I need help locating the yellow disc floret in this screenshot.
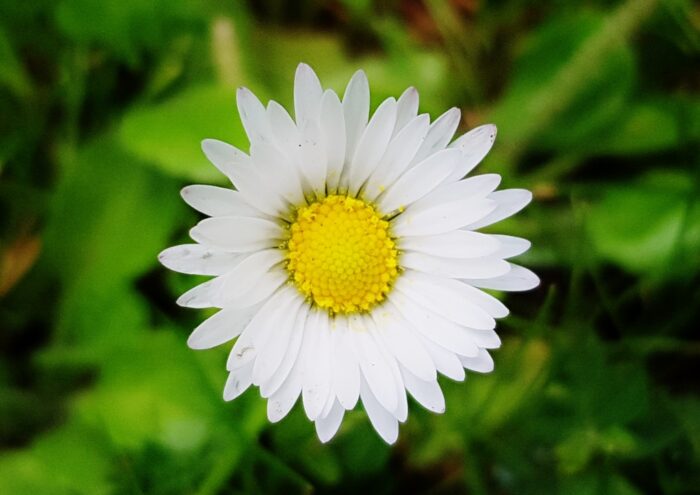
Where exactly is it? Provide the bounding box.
[285,195,399,314]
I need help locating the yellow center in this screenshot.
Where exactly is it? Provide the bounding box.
[285,195,399,314]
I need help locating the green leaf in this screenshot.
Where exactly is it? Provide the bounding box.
[73,331,218,450]
[587,99,681,155]
[492,12,636,153]
[556,429,598,474]
[55,0,204,65]
[42,138,184,345]
[118,84,246,182]
[0,28,31,97]
[586,171,700,276]
[0,418,112,495]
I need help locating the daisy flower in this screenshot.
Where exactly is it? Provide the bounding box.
[158,63,539,444]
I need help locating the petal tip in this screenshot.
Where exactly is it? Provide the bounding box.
[180,185,194,199]
[200,138,215,152]
[296,61,313,74]
[186,334,203,350]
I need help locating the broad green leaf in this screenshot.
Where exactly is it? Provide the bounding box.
[588,99,681,155]
[0,418,112,495]
[42,138,184,345]
[44,139,183,286]
[586,171,700,275]
[492,12,636,153]
[556,429,598,474]
[55,0,204,65]
[118,84,246,182]
[0,28,30,97]
[73,331,218,450]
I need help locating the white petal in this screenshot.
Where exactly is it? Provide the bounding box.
[491,235,531,259]
[416,333,465,381]
[237,87,271,146]
[176,278,221,308]
[250,142,304,206]
[400,366,445,413]
[267,100,300,155]
[401,252,511,279]
[231,167,287,218]
[294,63,323,126]
[466,263,540,292]
[187,303,261,350]
[467,189,532,230]
[200,138,248,182]
[260,304,309,397]
[180,185,261,218]
[223,361,254,401]
[227,333,257,371]
[315,399,345,443]
[399,231,499,259]
[446,124,497,182]
[226,288,290,370]
[267,364,302,423]
[297,118,327,196]
[360,376,398,444]
[346,97,397,196]
[368,317,408,421]
[377,148,462,214]
[395,271,495,330]
[249,287,297,351]
[463,327,501,349]
[342,70,370,169]
[217,249,283,299]
[453,281,509,318]
[390,289,480,357]
[394,87,419,133]
[349,315,398,414]
[252,293,303,386]
[331,317,361,409]
[459,348,494,373]
[201,141,285,216]
[319,90,346,194]
[410,107,460,166]
[363,114,430,201]
[218,268,287,310]
[158,244,242,276]
[266,306,317,422]
[392,198,497,237]
[302,311,333,421]
[408,174,501,213]
[371,303,436,382]
[319,389,336,419]
[190,216,284,252]
[178,265,285,311]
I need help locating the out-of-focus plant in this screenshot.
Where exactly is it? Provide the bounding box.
[1,0,698,493]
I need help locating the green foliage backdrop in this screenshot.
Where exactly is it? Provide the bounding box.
[0,0,698,493]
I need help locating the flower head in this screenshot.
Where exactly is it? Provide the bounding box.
[158,63,539,444]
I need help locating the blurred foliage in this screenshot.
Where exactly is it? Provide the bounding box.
[1,0,699,494]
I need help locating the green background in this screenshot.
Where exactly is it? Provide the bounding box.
[1,0,699,493]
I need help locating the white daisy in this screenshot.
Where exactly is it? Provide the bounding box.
[158,63,539,444]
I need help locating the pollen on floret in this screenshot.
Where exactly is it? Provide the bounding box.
[285,195,400,314]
